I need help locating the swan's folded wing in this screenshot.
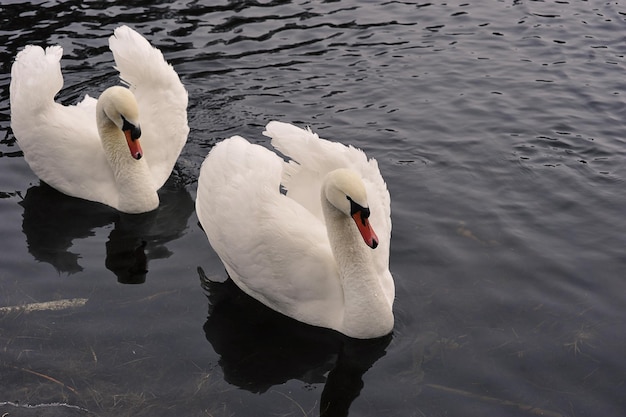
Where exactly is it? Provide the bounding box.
[109,25,189,189]
[263,121,392,288]
[196,136,343,326]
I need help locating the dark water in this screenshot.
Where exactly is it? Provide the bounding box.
[1,1,626,416]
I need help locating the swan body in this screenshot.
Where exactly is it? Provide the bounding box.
[196,121,394,339]
[10,26,189,214]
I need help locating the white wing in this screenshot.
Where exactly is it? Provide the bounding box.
[109,25,189,189]
[196,137,344,328]
[10,45,119,208]
[263,121,393,303]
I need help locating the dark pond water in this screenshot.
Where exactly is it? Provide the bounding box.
[1,1,626,416]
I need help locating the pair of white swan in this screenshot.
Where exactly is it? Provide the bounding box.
[10,27,394,339]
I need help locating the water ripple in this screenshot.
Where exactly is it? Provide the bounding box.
[1,1,626,416]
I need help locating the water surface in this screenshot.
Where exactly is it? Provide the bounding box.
[1,1,625,416]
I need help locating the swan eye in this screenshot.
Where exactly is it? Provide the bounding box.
[347,196,371,222]
[121,115,141,140]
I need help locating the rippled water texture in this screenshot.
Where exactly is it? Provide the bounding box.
[1,1,625,416]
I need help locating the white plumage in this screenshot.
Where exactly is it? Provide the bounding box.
[10,26,188,213]
[196,121,394,339]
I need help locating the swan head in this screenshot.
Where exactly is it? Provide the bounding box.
[97,86,143,160]
[324,168,379,249]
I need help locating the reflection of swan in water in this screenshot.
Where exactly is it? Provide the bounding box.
[19,176,194,283]
[199,270,391,416]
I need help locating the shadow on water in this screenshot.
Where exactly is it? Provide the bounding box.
[199,271,392,417]
[18,178,194,284]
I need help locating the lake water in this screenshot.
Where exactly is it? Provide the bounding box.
[1,1,625,416]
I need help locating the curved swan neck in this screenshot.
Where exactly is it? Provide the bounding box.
[97,110,159,214]
[321,196,393,339]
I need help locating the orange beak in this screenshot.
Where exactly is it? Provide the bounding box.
[124,129,143,160]
[352,210,379,249]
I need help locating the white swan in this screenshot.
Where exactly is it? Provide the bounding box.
[9,26,189,214]
[196,121,394,339]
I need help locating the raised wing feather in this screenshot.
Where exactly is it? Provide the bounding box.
[10,45,119,207]
[109,25,189,189]
[263,121,392,297]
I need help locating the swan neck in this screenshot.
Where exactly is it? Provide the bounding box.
[322,197,393,338]
[97,109,158,213]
